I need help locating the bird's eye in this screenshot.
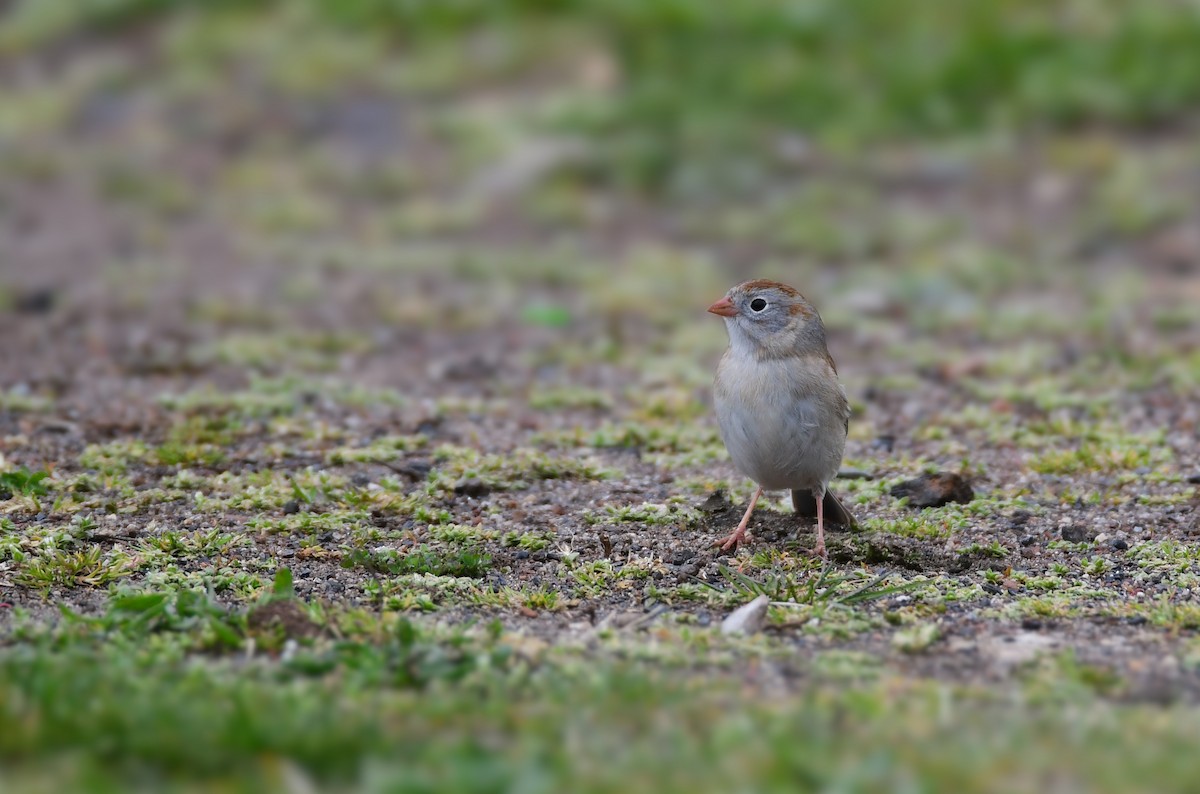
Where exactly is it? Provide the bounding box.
[749,298,768,312]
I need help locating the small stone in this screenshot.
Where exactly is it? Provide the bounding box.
[394,459,432,479]
[1094,532,1110,544]
[1019,535,1037,547]
[697,490,729,513]
[1061,525,1097,543]
[455,478,492,498]
[247,600,319,639]
[720,594,770,635]
[670,549,695,565]
[1186,473,1200,484]
[282,500,301,515]
[1021,618,1043,631]
[890,472,974,508]
[13,287,57,315]
[1112,537,1129,551]
[414,419,441,436]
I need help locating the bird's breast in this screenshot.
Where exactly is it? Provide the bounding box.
[713,352,845,490]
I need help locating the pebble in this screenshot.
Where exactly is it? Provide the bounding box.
[890,472,974,508]
[1009,510,1033,526]
[1062,525,1097,543]
[1112,537,1129,551]
[455,478,492,497]
[395,459,432,479]
[720,595,770,635]
[872,435,896,452]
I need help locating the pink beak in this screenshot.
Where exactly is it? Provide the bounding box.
[707,296,737,317]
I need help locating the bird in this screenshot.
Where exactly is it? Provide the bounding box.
[708,279,857,558]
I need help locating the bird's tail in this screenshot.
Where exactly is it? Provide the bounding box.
[791,488,857,530]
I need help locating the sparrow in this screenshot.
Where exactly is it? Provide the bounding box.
[708,279,857,557]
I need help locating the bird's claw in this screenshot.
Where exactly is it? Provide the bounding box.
[715,532,746,552]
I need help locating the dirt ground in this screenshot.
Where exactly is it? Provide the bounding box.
[2,12,1200,704]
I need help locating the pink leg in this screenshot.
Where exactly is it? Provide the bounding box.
[716,486,762,551]
[814,489,827,559]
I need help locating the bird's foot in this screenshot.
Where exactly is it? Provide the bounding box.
[714,527,748,552]
[714,485,762,553]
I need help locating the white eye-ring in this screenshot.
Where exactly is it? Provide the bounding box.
[749,298,768,312]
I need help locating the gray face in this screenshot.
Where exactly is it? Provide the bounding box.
[728,286,796,344]
[709,279,828,360]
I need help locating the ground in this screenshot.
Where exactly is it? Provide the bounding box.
[1,2,1200,792]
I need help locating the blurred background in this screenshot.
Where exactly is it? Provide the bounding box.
[1,0,1199,432]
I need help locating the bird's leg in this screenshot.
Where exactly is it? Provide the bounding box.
[814,488,828,559]
[716,485,762,551]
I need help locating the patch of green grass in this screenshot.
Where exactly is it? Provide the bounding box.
[138,529,247,560]
[0,466,51,498]
[1029,438,1168,475]
[153,441,227,468]
[16,0,1200,191]
[211,331,374,373]
[961,541,1008,559]
[79,440,152,476]
[502,531,551,551]
[0,387,54,412]
[519,585,561,612]
[861,513,960,541]
[1021,651,1126,701]
[427,522,496,545]
[528,386,613,411]
[892,622,941,654]
[326,435,427,465]
[7,606,1200,792]
[14,544,134,589]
